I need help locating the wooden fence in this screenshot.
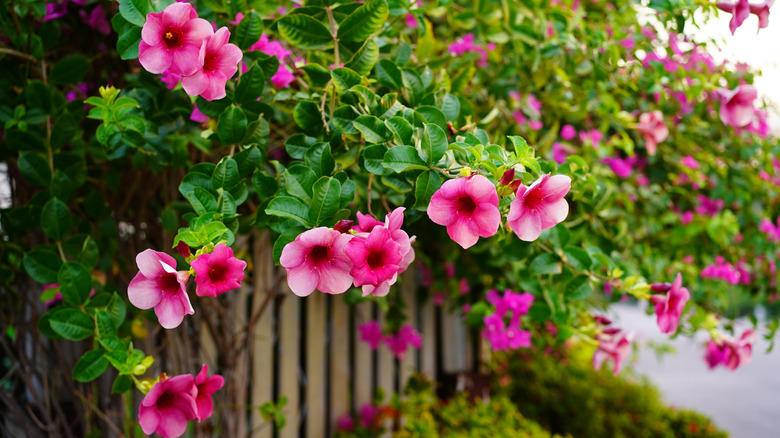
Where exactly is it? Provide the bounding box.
[195,230,484,438]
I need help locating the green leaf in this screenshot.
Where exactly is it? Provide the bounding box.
[40,198,71,241]
[118,0,149,26]
[234,64,265,105]
[413,170,442,211]
[266,197,312,227]
[385,117,413,145]
[361,144,392,176]
[38,308,62,339]
[382,146,427,173]
[24,249,63,284]
[416,106,447,132]
[219,190,237,218]
[308,177,341,225]
[186,187,218,215]
[77,236,99,269]
[353,115,390,143]
[18,152,51,187]
[420,123,447,165]
[49,308,93,341]
[304,143,335,177]
[465,302,490,326]
[293,101,321,131]
[212,156,240,190]
[217,105,248,144]
[337,0,389,42]
[272,226,305,265]
[376,59,403,89]
[277,14,332,49]
[529,253,562,275]
[58,262,92,305]
[73,350,109,382]
[563,247,593,271]
[345,39,379,76]
[284,165,318,203]
[285,134,317,159]
[117,27,142,60]
[331,67,361,93]
[112,375,133,393]
[106,293,127,327]
[235,11,264,49]
[50,54,90,84]
[251,171,278,199]
[401,69,424,106]
[565,275,593,300]
[94,309,117,337]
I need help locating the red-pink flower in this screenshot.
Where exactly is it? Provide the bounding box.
[561,124,577,140]
[384,324,422,360]
[649,273,690,334]
[636,110,668,156]
[358,320,384,349]
[128,249,193,329]
[138,3,213,76]
[190,244,246,297]
[427,175,500,249]
[181,27,243,101]
[717,0,752,34]
[718,84,757,128]
[139,374,198,438]
[346,226,403,288]
[507,174,571,242]
[193,364,224,422]
[356,208,416,297]
[280,227,354,296]
[749,0,775,29]
[704,339,729,369]
[705,330,757,370]
[593,330,634,375]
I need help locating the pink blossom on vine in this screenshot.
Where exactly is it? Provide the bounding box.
[507,174,571,242]
[346,226,403,289]
[593,330,633,375]
[79,5,111,35]
[230,12,244,25]
[716,0,752,34]
[358,208,416,297]
[701,257,743,284]
[528,120,543,130]
[128,249,193,329]
[384,325,422,360]
[427,175,500,249]
[336,415,354,431]
[181,27,242,101]
[551,142,569,164]
[695,195,725,216]
[636,111,668,156]
[447,34,491,66]
[271,64,295,89]
[139,374,198,438]
[679,211,694,225]
[193,364,224,421]
[358,321,384,350]
[560,124,577,140]
[359,403,381,428]
[718,84,757,128]
[482,289,533,351]
[280,227,354,296]
[602,156,635,178]
[190,244,246,297]
[759,218,780,241]
[160,70,182,89]
[579,129,603,148]
[138,3,213,75]
[648,273,690,334]
[750,0,775,29]
[680,155,699,170]
[405,13,418,28]
[704,340,729,369]
[190,103,208,123]
[705,330,757,370]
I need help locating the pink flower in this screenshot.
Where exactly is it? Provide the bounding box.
[337,415,355,431]
[636,111,668,156]
[359,403,380,428]
[551,142,569,164]
[749,0,775,29]
[528,120,543,130]
[680,155,699,170]
[190,244,247,297]
[160,70,182,89]
[80,5,111,35]
[579,129,603,148]
[593,330,634,375]
[427,175,500,249]
[270,63,295,89]
[679,211,694,225]
[280,227,354,296]
[128,249,194,329]
[507,174,571,242]
[193,364,224,421]
[649,273,690,334]
[404,13,418,28]
[181,27,242,101]
[706,331,757,370]
[356,208,416,297]
[704,340,729,369]
[138,3,213,76]
[358,321,384,349]
[482,289,534,351]
[229,12,244,25]
[139,374,198,438]
[190,103,208,123]
[384,324,422,360]
[560,124,577,140]
[602,156,634,178]
[346,226,403,288]
[718,85,757,128]
[717,0,752,34]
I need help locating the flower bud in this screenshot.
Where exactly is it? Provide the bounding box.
[594,315,612,325]
[500,168,515,185]
[508,179,523,193]
[460,167,472,178]
[650,282,672,293]
[602,327,621,335]
[177,241,191,258]
[333,220,354,234]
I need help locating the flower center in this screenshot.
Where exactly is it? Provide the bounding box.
[454,195,477,216]
[162,28,182,49]
[523,191,545,211]
[209,265,227,283]
[157,392,176,409]
[308,245,330,265]
[160,273,181,295]
[204,54,218,73]
[366,250,384,270]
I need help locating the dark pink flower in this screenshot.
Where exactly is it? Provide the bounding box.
[680,155,700,170]
[706,331,757,370]
[636,111,668,156]
[190,103,208,123]
[561,124,577,140]
[280,227,354,296]
[128,249,193,329]
[346,226,403,288]
[648,273,690,334]
[160,70,182,89]
[270,64,295,89]
[593,330,634,375]
[405,13,418,28]
[384,324,422,360]
[193,364,224,421]
[80,5,111,35]
[718,84,757,127]
[358,321,383,349]
[139,374,198,438]
[704,340,729,369]
[190,244,246,297]
[749,0,775,29]
[359,403,380,428]
[427,175,500,249]
[138,3,213,75]
[356,208,416,297]
[717,0,752,34]
[507,174,571,242]
[181,27,243,101]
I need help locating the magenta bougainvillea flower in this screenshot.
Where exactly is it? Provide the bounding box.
[636,110,668,156]
[358,321,384,349]
[648,273,690,334]
[193,364,224,422]
[138,3,213,75]
[427,175,500,249]
[482,289,534,351]
[181,27,242,101]
[190,244,246,297]
[384,324,423,360]
[346,226,403,288]
[280,227,354,296]
[139,374,198,438]
[593,330,634,375]
[128,249,194,329]
[507,174,571,242]
[716,0,752,34]
[718,84,757,127]
[249,34,296,89]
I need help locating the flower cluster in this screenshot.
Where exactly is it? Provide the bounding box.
[481,289,534,351]
[139,365,224,438]
[758,217,780,241]
[281,208,415,297]
[717,84,757,128]
[128,244,246,329]
[447,33,495,67]
[335,402,385,433]
[716,0,774,34]
[139,3,242,101]
[358,321,422,360]
[648,273,690,334]
[248,33,296,89]
[700,256,749,285]
[704,330,756,370]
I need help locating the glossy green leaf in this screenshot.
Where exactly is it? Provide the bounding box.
[353,115,390,143]
[235,11,264,49]
[40,198,71,241]
[304,143,335,177]
[277,14,332,49]
[420,123,448,165]
[212,156,240,190]
[385,117,413,145]
[382,146,427,173]
[265,197,312,227]
[284,165,318,203]
[118,0,149,26]
[58,262,92,305]
[345,39,379,76]
[18,152,51,186]
[413,170,442,211]
[49,308,93,341]
[565,275,593,300]
[217,105,248,144]
[529,253,562,275]
[331,67,361,93]
[337,0,389,42]
[308,177,342,225]
[73,350,109,382]
[186,187,218,215]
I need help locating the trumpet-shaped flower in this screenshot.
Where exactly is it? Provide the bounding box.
[384,325,423,360]
[648,273,690,334]
[358,321,384,349]
[193,364,224,421]
[636,110,668,156]
[346,226,403,288]
[356,208,416,297]
[280,227,354,296]
[427,175,500,249]
[716,0,752,34]
[718,85,757,127]
[138,3,213,76]
[507,174,571,242]
[190,244,246,297]
[139,374,198,438]
[128,249,194,329]
[750,0,775,29]
[181,27,243,101]
[593,330,634,375]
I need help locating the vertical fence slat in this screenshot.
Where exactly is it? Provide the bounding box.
[399,271,417,390]
[278,286,301,438]
[250,232,274,438]
[353,302,373,411]
[420,298,436,379]
[441,308,460,374]
[377,307,395,437]
[233,235,250,438]
[306,292,327,438]
[329,297,350,428]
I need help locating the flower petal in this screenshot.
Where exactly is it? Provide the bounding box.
[511,211,542,242]
[139,41,174,74]
[128,273,163,310]
[286,265,319,297]
[447,217,479,249]
[181,70,210,98]
[538,198,569,229]
[155,293,186,329]
[141,12,164,46]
